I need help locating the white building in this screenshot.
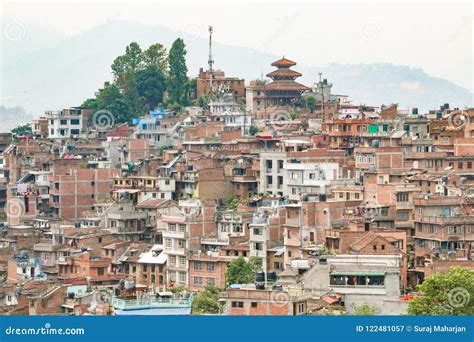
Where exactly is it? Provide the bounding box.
[209,95,251,135]
[46,108,85,139]
[259,151,342,200]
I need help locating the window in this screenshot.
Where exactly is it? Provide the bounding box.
[70,119,80,125]
[468,161,473,169]
[179,257,186,266]
[60,119,68,125]
[254,242,263,251]
[207,263,215,272]
[207,278,215,285]
[277,160,284,171]
[458,161,463,169]
[267,176,273,185]
[251,302,258,308]
[165,239,172,249]
[194,277,202,285]
[179,272,186,282]
[266,160,272,171]
[179,224,187,232]
[396,211,409,221]
[253,228,262,235]
[194,261,202,270]
[98,268,105,276]
[169,256,176,265]
[231,301,244,308]
[396,192,409,202]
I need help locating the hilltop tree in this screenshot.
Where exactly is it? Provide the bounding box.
[134,66,166,110]
[167,38,189,107]
[144,43,168,74]
[408,266,474,315]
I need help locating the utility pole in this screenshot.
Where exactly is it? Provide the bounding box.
[208,26,214,98]
[319,72,325,120]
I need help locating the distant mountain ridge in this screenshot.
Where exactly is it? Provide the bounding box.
[1,20,472,118]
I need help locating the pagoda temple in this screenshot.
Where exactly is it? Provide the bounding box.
[264,57,310,106]
[246,57,310,118]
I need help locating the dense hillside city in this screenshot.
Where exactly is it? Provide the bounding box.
[0,34,473,316]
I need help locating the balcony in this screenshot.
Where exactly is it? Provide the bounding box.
[164,247,187,256]
[163,230,188,239]
[396,201,414,210]
[111,294,194,311]
[415,213,474,226]
[200,237,229,246]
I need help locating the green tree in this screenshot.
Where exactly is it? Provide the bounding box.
[351,301,379,315]
[167,38,189,106]
[408,266,474,315]
[143,43,168,74]
[170,284,188,295]
[192,285,221,315]
[197,95,209,108]
[135,66,167,110]
[11,123,32,135]
[249,125,261,136]
[225,257,256,286]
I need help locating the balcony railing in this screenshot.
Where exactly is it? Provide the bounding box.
[111,294,194,311]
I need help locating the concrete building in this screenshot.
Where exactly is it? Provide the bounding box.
[303,254,407,314]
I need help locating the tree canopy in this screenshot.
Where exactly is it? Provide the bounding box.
[192,285,221,315]
[82,39,190,124]
[408,266,473,315]
[167,38,189,107]
[225,257,262,286]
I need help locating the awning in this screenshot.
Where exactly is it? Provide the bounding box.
[321,294,341,304]
[330,272,385,277]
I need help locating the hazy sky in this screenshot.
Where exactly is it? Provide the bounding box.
[2,0,473,91]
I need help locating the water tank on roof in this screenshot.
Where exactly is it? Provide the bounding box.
[412,108,418,115]
[267,272,277,282]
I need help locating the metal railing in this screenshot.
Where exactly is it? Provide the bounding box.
[111,294,194,310]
